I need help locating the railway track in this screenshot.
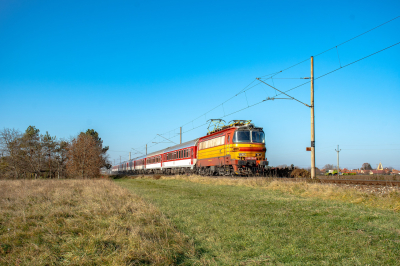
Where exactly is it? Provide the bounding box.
[317,178,400,186]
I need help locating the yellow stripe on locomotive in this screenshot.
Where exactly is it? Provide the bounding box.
[196,123,267,169]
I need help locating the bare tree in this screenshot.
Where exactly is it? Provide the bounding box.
[361,163,372,170]
[0,128,23,178]
[66,133,103,178]
[323,164,335,170]
[84,129,111,169]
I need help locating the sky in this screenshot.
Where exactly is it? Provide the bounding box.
[0,0,399,169]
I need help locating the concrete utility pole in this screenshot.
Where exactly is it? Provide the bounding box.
[120,156,121,164]
[335,145,341,176]
[180,127,182,144]
[310,56,316,179]
[146,144,147,155]
[129,152,131,160]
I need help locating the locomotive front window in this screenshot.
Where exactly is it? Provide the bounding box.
[233,131,251,143]
[252,131,265,143]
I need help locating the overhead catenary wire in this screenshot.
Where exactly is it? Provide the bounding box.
[182,40,400,135]
[260,15,400,78]
[129,40,399,156]
[128,16,400,155]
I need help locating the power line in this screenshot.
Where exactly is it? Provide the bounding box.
[263,41,400,98]
[260,15,400,78]
[129,17,400,154]
[131,40,399,154]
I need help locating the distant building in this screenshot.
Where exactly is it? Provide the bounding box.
[391,169,400,175]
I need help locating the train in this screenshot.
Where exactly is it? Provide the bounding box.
[110,120,276,177]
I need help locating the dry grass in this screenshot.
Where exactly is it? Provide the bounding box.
[0,179,195,265]
[322,174,399,181]
[159,175,400,211]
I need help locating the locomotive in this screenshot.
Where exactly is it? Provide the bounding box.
[111,120,271,176]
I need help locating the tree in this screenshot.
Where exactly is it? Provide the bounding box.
[20,126,43,178]
[84,129,111,169]
[55,140,69,179]
[66,133,103,178]
[0,128,23,178]
[361,163,372,170]
[323,164,335,170]
[42,131,57,178]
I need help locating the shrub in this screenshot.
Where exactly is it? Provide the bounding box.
[290,169,311,178]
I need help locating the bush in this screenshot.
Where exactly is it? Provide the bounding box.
[290,169,311,178]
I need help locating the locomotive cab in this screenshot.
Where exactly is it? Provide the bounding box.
[230,125,267,162]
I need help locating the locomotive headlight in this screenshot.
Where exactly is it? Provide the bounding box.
[256,153,262,157]
[239,153,246,157]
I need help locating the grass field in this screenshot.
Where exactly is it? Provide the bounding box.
[117,176,400,265]
[0,179,196,265]
[320,174,399,181]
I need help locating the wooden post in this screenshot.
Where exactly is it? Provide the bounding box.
[311,56,316,179]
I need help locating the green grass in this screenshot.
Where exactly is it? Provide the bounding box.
[117,178,400,265]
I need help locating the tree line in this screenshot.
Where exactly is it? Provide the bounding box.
[0,126,110,179]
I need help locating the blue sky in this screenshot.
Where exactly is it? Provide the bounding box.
[1,0,399,169]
